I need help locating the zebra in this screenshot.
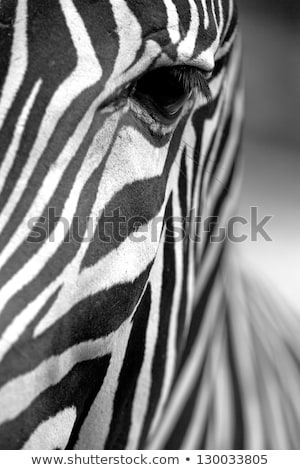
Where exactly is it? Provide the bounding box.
[0,0,299,450]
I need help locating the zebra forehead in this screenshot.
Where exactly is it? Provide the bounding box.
[3,0,234,68]
[74,0,234,64]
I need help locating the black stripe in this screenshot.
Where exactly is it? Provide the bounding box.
[207,111,234,189]
[178,148,188,221]
[81,176,167,270]
[0,0,16,94]
[104,284,152,450]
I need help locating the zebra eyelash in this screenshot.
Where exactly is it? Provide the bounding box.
[168,66,212,102]
[111,65,212,126]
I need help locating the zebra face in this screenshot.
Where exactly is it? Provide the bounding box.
[0,0,241,450]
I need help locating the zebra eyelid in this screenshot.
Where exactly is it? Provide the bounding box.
[175,66,212,101]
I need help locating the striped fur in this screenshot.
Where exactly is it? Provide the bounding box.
[0,0,299,450]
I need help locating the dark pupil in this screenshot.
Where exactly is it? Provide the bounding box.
[133,67,190,119]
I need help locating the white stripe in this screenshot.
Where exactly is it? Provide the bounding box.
[201,0,210,30]
[177,0,199,61]
[184,202,196,345]
[179,118,197,341]
[164,0,181,44]
[0,0,28,131]
[109,0,142,79]
[0,80,42,195]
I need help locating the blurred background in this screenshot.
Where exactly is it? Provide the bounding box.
[237,0,300,309]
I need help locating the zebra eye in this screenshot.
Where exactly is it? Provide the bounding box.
[130,66,211,123]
